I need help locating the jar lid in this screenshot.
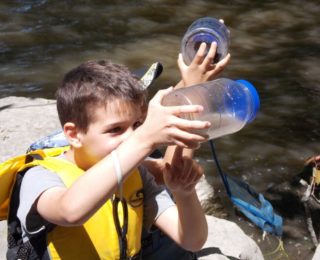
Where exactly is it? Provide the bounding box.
[236,79,260,122]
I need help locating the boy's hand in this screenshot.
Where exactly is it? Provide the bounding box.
[137,87,210,150]
[178,42,231,87]
[163,146,203,196]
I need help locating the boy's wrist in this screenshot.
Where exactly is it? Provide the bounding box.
[174,80,185,89]
[171,188,197,201]
[130,128,155,154]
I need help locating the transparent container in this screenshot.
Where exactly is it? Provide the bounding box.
[181,17,230,65]
[162,78,260,140]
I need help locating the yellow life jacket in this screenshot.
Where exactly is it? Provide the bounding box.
[2,147,144,260]
[0,147,70,219]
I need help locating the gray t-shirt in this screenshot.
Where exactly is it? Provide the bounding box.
[17,156,175,240]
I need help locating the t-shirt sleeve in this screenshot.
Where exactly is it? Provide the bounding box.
[139,166,175,231]
[17,165,65,236]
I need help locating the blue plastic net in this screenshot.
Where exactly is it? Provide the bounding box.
[209,140,283,237]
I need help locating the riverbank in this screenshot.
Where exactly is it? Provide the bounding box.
[0,96,264,259]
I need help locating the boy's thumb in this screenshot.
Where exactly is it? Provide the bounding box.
[177,53,187,68]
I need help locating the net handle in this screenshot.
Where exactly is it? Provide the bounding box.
[209,140,231,197]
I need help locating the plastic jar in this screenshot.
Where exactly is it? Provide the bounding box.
[162,78,260,140]
[181,17,230,65]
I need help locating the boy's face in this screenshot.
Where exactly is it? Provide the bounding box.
[75,99,144,169]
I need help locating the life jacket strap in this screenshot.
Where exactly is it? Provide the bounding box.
[113,196,129,260]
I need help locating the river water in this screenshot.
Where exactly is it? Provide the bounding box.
[0,1,320,259]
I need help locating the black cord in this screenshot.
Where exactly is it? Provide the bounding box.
[112,197,129,260]
[208,140,231,197]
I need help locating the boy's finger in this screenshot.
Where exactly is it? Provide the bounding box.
[181,141,201,150]
[181,158,194,181]
[210,53,231,75]
[152,87,174,103]
[177,53,187,69]
[173,116,211,130]
[193,163,204,181]
[203,42,217,66]
[167,104,204,115]
[192,42,207,64]
[172,128,209,143]
[216,53,231,68]
[172,137,201,150]
[172,146,184,165]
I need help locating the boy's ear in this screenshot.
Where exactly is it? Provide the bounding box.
[63,122,82,148]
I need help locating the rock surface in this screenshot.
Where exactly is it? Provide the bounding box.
[0,96,264,259]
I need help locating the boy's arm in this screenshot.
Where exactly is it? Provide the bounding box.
[36,88,210,226]
[154,147,208,251]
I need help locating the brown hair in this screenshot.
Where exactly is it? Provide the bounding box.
[56,60,147,132]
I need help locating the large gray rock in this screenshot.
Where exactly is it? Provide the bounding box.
[196,177,264,260]
[312,244,320,260]
[0,96,263,260]
[0,96,60,162]
[0,96,60,260]
[199,215,264,259]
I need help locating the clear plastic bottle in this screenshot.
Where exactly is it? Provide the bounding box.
[181,17,230,65]
[162,78,260,140]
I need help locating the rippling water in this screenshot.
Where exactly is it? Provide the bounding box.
[1,0,320,259]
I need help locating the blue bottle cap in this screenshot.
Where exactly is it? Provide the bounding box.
[236,79,260,122]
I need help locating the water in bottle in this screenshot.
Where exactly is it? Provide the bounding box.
[162,78,260,140]
[181,17,230,65]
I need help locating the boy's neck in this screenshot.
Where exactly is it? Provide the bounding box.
[64,149,81,168]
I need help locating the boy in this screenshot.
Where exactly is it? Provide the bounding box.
[11,60,211,259]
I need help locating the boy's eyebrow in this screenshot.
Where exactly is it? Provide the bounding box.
[102,122,122,129]
[101,119,129,129]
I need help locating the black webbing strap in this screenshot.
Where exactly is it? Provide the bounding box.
[112,197,129,260]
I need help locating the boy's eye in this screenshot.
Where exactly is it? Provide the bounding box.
[107,127,122,134]
[133,121,142,129]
